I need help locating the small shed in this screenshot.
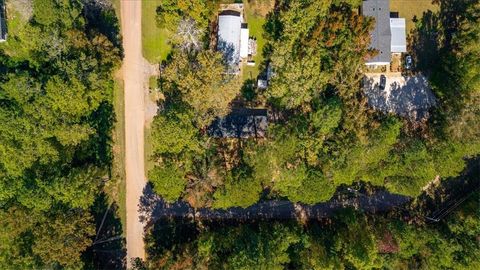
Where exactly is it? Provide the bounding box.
[257,78,268,89]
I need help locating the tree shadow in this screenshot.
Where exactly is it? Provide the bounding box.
[83,192,126,269]
[241,78,257,102]
[144,217,198,263]
[139,182,411,226]
[409,10,441,74]
[409,0,476,81]
[408,0,478,132]
[217,39,239,73]
[415,157,480,221]
[83,0,123,55]
[363,75,437,120]
[0,0,8,41]
[435,0,473,50]
[78,101,115,168]
[139,183,194,228]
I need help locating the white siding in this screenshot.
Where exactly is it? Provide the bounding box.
[240,27,249,58]
[390,18,407,53]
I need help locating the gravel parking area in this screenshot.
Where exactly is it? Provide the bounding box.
[363,74,437,120]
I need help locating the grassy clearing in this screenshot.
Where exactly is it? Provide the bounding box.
[390,0,439,33]
[110,77,127,229]
[144,126,155,181]
[142,0,172,63]
[105,0,126,232]
[1,1,29,55]
[241,1,271,79]
[111,0,120,15]
[149,75,158,90]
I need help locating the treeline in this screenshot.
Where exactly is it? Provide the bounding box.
[0,0,121,268]
[141,192,479,269]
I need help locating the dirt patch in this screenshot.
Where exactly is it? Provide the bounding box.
[143,61,159,126]
[245,0,275,17]
[7,0,33,21]
[390,53,402,72]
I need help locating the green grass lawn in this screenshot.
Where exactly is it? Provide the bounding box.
[111,0,120,15]
[111,77,127,229]
[107,0,126,234]
[390,0,439,34]
[144,126,155,181]
[242,2,268,79]
[142,0,172,63]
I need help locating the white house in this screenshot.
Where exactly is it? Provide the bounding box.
[217,9,250,73]
[362,0,407,66]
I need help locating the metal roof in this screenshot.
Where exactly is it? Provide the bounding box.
[362,0,391,64]
[218,11,241,71]
[390,18,407,52]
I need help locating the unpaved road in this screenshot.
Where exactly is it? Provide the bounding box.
[121,0,147,266]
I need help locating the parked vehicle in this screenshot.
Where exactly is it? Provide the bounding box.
[379,75,387,90]
[405,55,413,70]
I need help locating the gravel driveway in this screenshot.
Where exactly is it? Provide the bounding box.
[364,74,437,120]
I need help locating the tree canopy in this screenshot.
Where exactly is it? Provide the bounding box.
[142,192,480,269]
[0,0,121,267]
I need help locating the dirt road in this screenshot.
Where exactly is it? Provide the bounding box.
[121,0,147,266]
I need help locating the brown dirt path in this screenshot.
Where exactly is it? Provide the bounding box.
[120,0,147,266]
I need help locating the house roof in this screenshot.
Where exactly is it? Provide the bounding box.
[218,11,241,72]
[362,0,391,64]
[208,109,268,138]
[390,18,407,52]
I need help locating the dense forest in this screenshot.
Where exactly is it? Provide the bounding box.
[0,0,122,268]
[150,0,479,208]
[141,191,480,269]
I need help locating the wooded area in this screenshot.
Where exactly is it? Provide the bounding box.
[0,0,122,268]
[141,191,479,269]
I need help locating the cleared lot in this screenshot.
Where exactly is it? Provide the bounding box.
[364,74,437,120]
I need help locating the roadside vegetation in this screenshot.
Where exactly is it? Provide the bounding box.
[0,0,123,268]
[142,0,172,63]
